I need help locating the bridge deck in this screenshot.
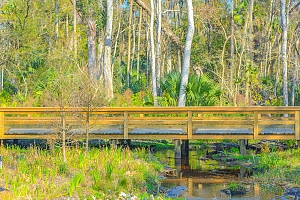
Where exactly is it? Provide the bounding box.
[4,127,296,141]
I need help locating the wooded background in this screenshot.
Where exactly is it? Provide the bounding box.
[0,0,299,107]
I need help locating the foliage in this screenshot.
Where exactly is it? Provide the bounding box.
[159,71,221,106]
[227,182,246,192]
[0,146,163,199]
[253,148,300,185]
[0,0,298,107]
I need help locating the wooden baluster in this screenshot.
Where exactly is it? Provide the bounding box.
[295,111,300,146]
[188,111,192,139]
[254,111,258,139]
[0,112,4,144]
[124,111,128,139]
[197,113,202,119]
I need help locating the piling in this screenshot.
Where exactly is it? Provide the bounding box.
[174,139,181,159]
[181,140,189,169]
[239,139,247,155]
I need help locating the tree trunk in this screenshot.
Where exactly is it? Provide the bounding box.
[73,0,77,60]
[178,0,194,107]
[55,0,59,41]
[134,0,183,51]
[245,0,254,106]
[87,19,97,79]
[292,46,298,106]
[150,0,158,106]
[127,0,133,87]
[280,0,289,106]
[156,0,162,95]
[98,34,104,80]
[137,7,142,80]
[230,0,235,104]
[103,0,114,100]
[274,31,281,98]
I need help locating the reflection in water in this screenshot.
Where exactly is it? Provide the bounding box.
[156,149,283,199]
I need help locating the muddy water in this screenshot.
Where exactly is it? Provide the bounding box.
[155,149,284,199]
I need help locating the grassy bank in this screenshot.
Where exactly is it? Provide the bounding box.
[252,148,300,186]
[0,146,164,199]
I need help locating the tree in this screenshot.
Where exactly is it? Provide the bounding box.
[280,0,290,106]
[87,19,97,79]
[178,0,194,107]
[150,0,158,106]
[103,0,114,100]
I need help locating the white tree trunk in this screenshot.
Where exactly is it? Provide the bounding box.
[103,0,114,100]
[73,0,77,59]
[87,19,97,79]
[150,0,158,106]
[126,0,133,87]
[156,0,162,95]
[292,47,298,106]
[178,0,194,107]
[137,7,142,80]
[280,0,289,106]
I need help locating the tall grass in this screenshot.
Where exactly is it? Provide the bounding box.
[0,145,163,199]
[253,148,300,185]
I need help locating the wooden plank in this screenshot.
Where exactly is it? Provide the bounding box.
[194,128,252,135]
[193,125,253,129]
[129,116,187,120]
[2,134,57,139]
[129,128,186,134]
[295,111,300,140]
[0,112,4,140]
[193,116,254,120]
[191,135,253,140]
[128,125,186,129]
[258,121,295,125]
[128,134,188,140]
[256,135,295,140]
[124,111,128,139]
[193,120,253,125]
[2,106,300,113]
[128,120,187,125]
[254,111,258,139]
[188,111,192,139]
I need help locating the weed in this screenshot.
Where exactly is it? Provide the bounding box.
[69,172,84,196]
[58,162,67,174]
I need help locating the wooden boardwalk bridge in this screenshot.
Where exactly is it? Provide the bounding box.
[0,106,299,145]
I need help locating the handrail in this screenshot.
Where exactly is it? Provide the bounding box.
[1,106,300,112]
[0,107,299,141]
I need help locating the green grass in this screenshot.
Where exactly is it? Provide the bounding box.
[0,146,165,199]
[252,148,300,185]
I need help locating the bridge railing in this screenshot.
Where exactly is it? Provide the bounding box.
[0,107,299,141]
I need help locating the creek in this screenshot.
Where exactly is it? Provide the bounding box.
[155,148,284,199]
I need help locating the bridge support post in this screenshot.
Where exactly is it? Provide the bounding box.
[239,139,247,155]
[0,112,4,146]
[181,140,189,169]
[295,111,300,147]
[174,139,181,159]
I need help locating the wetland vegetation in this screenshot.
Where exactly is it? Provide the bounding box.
[0,139,299,199]
[0,145,164,199]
